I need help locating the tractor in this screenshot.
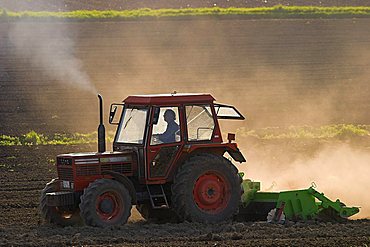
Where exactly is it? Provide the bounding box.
[41,93,247,227]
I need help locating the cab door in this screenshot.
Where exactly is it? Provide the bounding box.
[146,106,183,182]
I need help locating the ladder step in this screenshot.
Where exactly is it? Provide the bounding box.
[146,184,169,209]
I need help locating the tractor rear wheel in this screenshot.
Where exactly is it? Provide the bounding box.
[79,179,132,227]
[40,179,81,226]
[171,154,241,223]
[136,204,179,223]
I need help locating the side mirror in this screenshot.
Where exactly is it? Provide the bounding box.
[227,133,236,143]
[153,107,160,125]
[109,106,117,123]
[109,103,124,125]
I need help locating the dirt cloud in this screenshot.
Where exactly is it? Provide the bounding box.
[241,143,370,219]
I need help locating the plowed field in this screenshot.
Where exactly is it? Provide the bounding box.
[0,144,369,247]
[1,19,370,136]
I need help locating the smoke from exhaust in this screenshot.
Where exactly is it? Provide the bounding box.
[8,22,96,94]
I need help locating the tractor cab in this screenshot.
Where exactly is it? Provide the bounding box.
[109,93,245,183]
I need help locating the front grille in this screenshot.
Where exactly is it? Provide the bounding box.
[76,164,99,176]
[75,163,132,176]
[57,166,73,181]
[101,163,132,174]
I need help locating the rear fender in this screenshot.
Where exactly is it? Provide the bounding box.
[101,171,137,204]
[184,145,246,163]
[226,147,246,163]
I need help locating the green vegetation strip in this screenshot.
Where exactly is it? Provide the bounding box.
[0,131,115,146]
[0,124,369,146]
[1,6,370,20]
[237,124,370,140]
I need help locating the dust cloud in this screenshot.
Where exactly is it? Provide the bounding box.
[101,19,370,129]
[240,143,370,219]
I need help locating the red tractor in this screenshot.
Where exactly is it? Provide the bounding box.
[41,93,246,227]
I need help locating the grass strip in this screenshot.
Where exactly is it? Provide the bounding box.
[1,6,370,21]
[0,124,368,146]
[237,124,370,140]
[0,130,115,146]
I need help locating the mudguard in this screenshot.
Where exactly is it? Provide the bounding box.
[227,148,246,163]
[102,170,137,204]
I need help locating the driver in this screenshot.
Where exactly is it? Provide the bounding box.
[157,109,179,143]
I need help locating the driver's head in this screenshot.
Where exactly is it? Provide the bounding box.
[164,109,176,122]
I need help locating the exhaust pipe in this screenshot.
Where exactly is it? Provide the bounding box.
[97,94,106,153]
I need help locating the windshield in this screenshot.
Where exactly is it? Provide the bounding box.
[116,106,148,144]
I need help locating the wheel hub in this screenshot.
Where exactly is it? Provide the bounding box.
[207,188,215,196]
[193,172,230,213]
[96,191,123,221]
[99,198,114,214]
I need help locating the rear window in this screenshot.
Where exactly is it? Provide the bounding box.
[214,103,245,120]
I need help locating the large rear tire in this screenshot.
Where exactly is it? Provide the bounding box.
[171,154,241,223]
[79,179,132,227]
[136,204,179,223]
[40,179,81,226]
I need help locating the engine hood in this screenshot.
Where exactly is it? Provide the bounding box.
[56,151,134,165]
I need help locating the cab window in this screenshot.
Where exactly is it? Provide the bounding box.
[151,107,181,145]
[185,105,215,141]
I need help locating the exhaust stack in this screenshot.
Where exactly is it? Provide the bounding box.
[97,94,106,153]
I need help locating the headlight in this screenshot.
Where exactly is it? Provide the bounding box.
[61,180,74,189]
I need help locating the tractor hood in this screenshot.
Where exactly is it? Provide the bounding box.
[58,151,131,158]
[57,151,134,164]
[57,151,133,168]
[55,151,136,191]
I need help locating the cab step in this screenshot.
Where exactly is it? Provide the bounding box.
[146,184,169,209]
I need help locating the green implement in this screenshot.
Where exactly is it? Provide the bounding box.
[238,176,360,222]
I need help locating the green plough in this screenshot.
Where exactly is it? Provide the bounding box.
[237,174,360,223]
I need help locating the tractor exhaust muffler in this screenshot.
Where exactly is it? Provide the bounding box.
[97,94,106,153]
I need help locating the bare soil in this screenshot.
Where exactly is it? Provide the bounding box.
[0,144,369,247]
[1,19,370,136]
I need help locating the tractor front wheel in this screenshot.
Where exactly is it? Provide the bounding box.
[40,179,81,226]
[172,154,241,223]
[79,179,132,227]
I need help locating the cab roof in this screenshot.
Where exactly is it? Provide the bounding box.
[123,93,215,105]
